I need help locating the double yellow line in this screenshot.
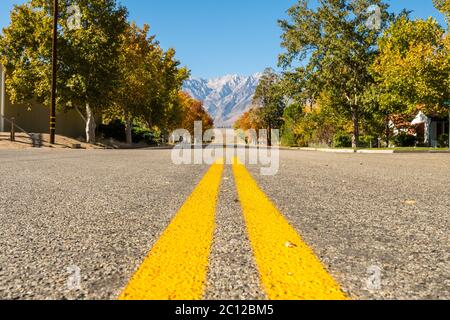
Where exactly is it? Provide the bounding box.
[119,160,223,300]
[119,159,347,300]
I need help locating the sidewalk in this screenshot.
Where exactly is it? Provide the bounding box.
[0,133,101,150]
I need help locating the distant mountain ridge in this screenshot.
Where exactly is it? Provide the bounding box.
[183,73,262,127]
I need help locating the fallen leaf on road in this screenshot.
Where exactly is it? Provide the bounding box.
[405,200,416,205]
[285,241,298,248]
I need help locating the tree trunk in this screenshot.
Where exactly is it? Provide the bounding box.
[385,115,390,148]
[267,124,272,147]
[85,103,96,144]
[351,107,359,149]
[125,114,133,145]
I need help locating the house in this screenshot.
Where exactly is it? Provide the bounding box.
[411,111,449,147]
[0,64,85,138]
[389,111,449,147]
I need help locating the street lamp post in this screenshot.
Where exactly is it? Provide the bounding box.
[50,0,58,145]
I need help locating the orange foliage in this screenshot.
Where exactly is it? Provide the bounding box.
[233,108,262,131]
[179,92,214,134]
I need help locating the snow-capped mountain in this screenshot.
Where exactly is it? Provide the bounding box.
[183,73,262,127]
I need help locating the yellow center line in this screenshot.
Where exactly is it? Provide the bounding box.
[232,158,348,300]
[119,160,224,300]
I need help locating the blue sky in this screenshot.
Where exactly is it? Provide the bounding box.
[0,0,446,79]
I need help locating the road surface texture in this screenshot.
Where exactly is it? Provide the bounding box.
[0,148,448,300]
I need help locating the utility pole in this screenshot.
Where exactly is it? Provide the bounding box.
[50,0,58,145]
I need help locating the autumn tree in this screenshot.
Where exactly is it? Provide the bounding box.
[179,92,214,136]
[112,21,188,144]
[433,0,450,21]
[233,108,263,131]
[151,49,189,141]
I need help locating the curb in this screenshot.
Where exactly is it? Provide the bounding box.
[299,148,356,153]
[297,148,450,154]
[356,150,394,154]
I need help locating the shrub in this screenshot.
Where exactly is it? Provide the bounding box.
[333,132,352,148]
[98,120,126,141]
[132,127,157,145]
[281,124,299,147]
[438,133,449,148]
[394,132,417,147]
[98,120,157,145]
[360,135,376,148]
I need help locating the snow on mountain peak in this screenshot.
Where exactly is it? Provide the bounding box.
[183,73,262,127]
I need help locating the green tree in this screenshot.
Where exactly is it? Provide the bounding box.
[371,16,450,119]
[279,0,391,148]
[281,102,303,146]
[114,23,159,144]
[107,36,188,144]
[253,68,286,146]
[0,0,128,143]
[132,47,189,143]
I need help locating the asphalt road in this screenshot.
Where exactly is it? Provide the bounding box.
[0,148,448,300]
[249,151,450,300]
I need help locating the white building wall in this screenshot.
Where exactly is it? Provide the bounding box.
[0,64,85,138]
